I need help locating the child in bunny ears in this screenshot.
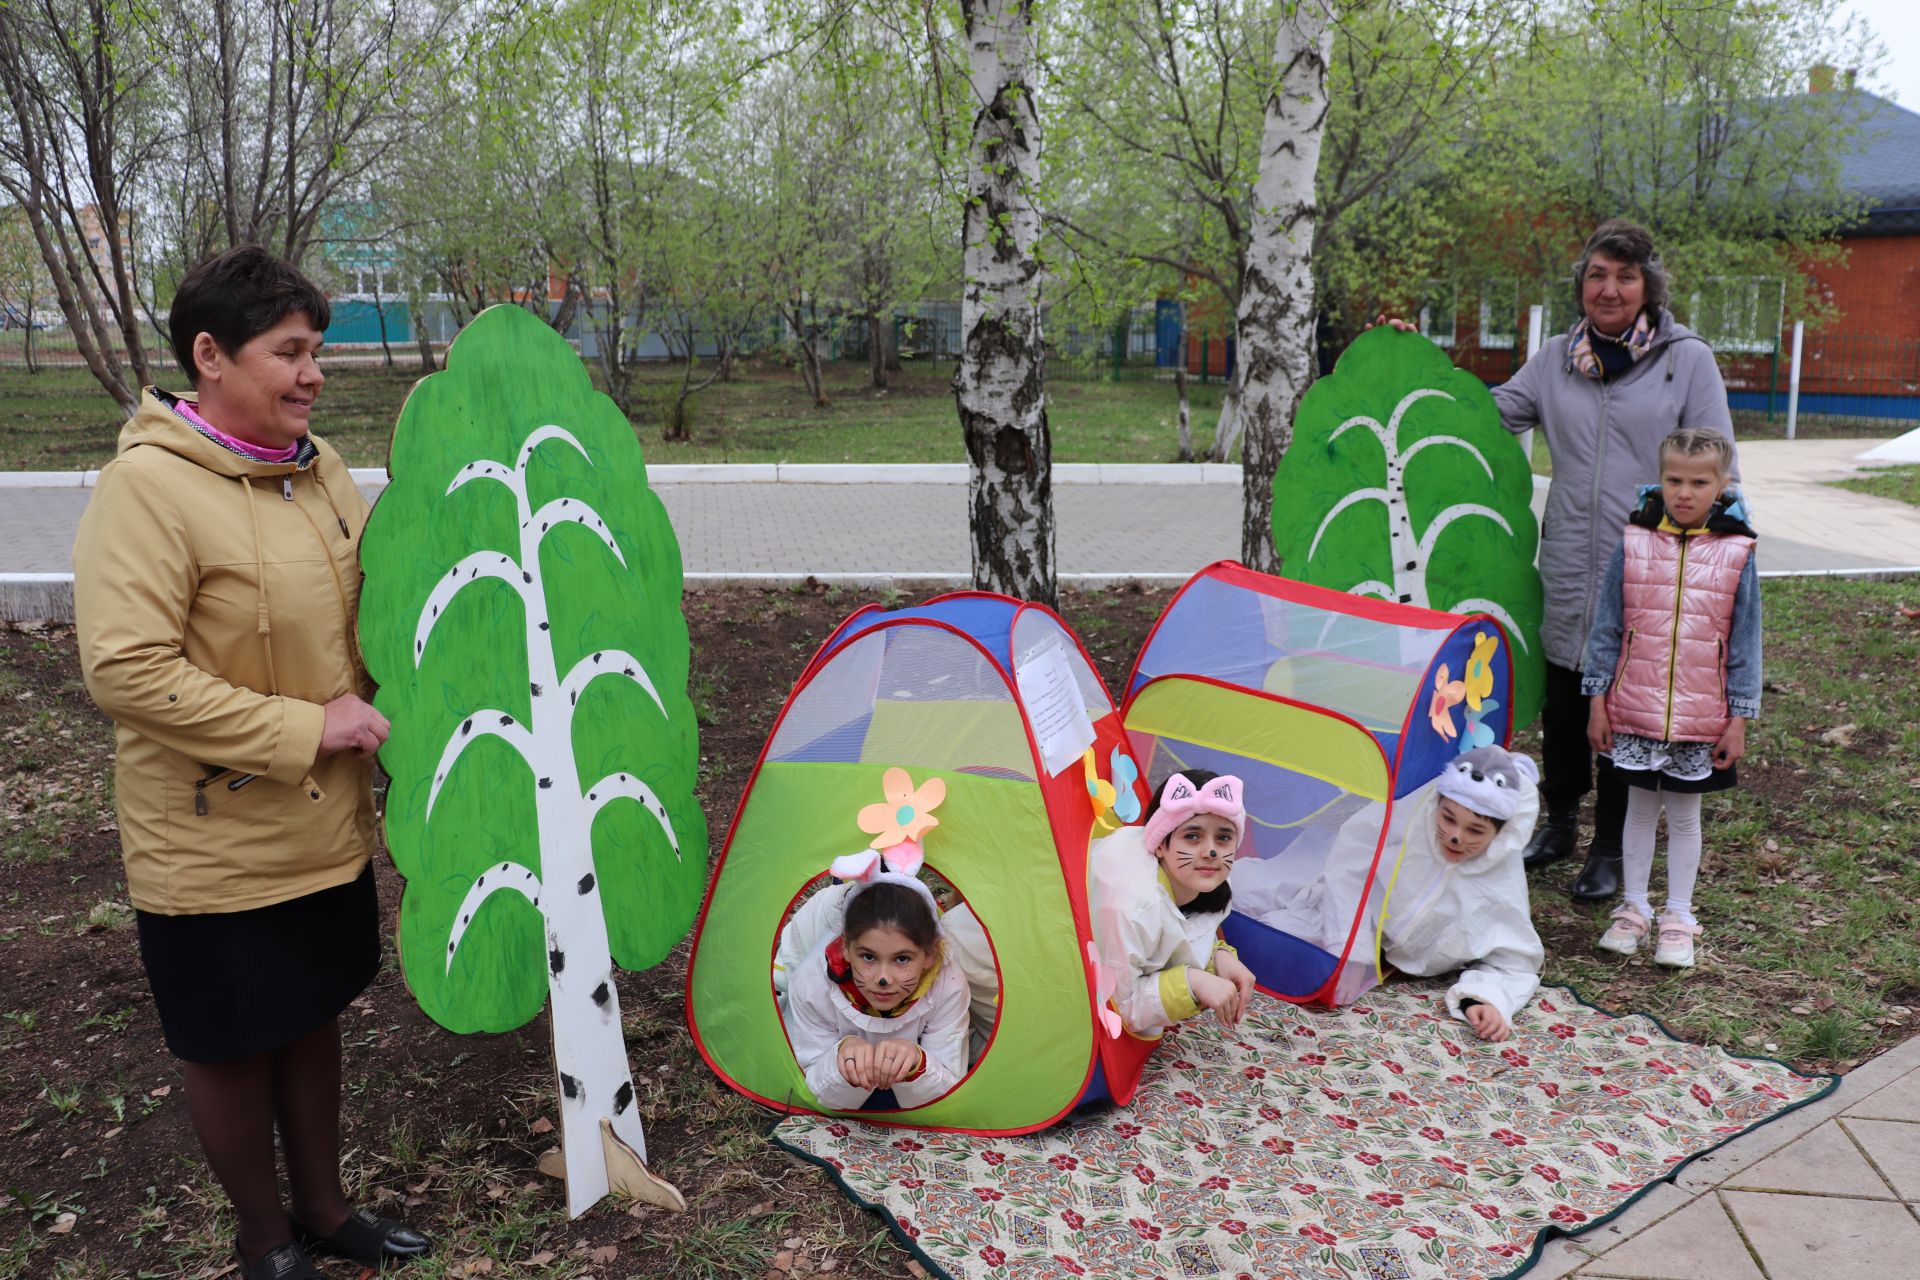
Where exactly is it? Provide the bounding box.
[1089,770,1260,1035]
[774,845,972,1111]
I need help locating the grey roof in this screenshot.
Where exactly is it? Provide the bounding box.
[1837,90,1920,234]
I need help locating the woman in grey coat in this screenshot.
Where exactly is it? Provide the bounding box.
[1490,220,1735,901]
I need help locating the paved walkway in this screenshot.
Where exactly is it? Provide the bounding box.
[1534,1031,1920,1280]
[2,440,1916,622]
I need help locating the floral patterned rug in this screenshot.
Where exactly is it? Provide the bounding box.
[773,984,1834,1280]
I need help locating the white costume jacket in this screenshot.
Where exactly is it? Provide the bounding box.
[1089,826,1231,1036]
[777,897,972,1112]
[1370,784,1544,1025]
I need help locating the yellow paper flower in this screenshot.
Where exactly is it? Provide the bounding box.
[856,767,946,848]
[1463,631,1499,711]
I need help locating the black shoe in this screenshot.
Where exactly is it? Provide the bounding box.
[294,1208,432,1267]
[1571,845,1624,902]
[1522,811,1580,870]
[236,1240,333,1280]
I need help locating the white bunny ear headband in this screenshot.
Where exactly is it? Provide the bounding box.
[829,841,942,928]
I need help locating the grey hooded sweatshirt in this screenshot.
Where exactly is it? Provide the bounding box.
[1491,309,1735,671]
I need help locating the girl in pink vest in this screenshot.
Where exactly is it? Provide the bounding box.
[1581,428,1761,968]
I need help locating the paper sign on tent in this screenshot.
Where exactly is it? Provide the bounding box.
[1016,637,1096,776]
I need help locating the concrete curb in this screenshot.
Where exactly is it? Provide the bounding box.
[0,463,1551,491]
[15,563,1915,626]
[0,573,74,625]
[3,462,1259,487]
[0,571,1203,625]
[0,463,1257,489]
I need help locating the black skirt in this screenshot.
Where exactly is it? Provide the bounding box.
[135,863,380,1063]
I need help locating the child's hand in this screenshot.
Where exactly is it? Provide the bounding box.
[1587,697,1613,755]
[1713,717,1746,769]
[869,1039,926,1088]
[1189,968,1245,1029]
[836,1036,876,1089]
[1462,1003,1511,1043]
[1214,950,1258,1006]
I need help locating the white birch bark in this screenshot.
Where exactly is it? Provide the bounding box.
[1236,0,1335,573]
[954,0,1055,606]
[420,428,681,1218]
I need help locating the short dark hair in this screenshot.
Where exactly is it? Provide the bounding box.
[1571,219,1670,322]
[843,881,941,955]
[170,245,330,384]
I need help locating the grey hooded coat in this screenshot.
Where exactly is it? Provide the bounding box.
[1491,309,1735,671]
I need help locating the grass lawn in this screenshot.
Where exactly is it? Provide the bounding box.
[1828,463,1920,508]
[0,359,1231,471]
[2,575,1915,1277]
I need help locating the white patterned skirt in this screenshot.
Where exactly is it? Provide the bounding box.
[1605,732,1736,794]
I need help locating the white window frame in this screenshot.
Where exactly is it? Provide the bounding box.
[1417,280,1457,348]
[1478,278,1519,350]
[1689,277,1783,354]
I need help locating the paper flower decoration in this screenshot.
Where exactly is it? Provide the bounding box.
[1085,941,1122,1038]
[1083,748,1117,828]
[1429,664,1465,740]
[857,767,945,849]
[1109,749,1142,824]
[1457,700,1500,754]
[1463,630,1499,711]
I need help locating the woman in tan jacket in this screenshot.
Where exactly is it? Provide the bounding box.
[74,247,428,1279]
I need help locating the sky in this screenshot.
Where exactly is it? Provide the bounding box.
[1844,0,1920,110]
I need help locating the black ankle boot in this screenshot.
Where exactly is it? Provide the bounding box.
[1522,810,1580,870]
[1570,840,1623,902]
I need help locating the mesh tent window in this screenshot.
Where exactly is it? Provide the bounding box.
[1122,562,1514,1007]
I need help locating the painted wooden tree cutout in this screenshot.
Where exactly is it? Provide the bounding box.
[358,304,706,1219]
[1271,327,1546,727]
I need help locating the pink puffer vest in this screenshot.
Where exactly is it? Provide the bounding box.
[1607,523,1754,743]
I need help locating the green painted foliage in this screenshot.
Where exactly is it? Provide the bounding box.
[1272,328,1545,728]
[358,304,705,1034]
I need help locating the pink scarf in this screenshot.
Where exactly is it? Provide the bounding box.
[174,397,301,464]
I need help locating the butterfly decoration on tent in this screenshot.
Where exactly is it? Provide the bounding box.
[1085,941,1123,1038]
[1085,747,1144,835]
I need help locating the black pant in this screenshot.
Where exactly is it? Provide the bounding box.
[1541,661,1627,848]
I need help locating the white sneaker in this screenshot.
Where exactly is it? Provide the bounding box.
[1597,906,1650,956]
[1654,917,1702,968]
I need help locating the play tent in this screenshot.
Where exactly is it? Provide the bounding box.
[1122,561,1514,1007]
[686,592,1156,1133]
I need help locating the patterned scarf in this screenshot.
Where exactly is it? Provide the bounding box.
[1566,310,1657,380]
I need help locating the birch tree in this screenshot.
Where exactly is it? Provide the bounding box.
[955,0,1054,606]
[1236,0,1332,571]
[358,305,705,1218]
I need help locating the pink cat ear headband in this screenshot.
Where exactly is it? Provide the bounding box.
[1142,773,1247,852]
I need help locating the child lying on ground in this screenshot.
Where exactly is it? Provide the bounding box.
[1089,770,1259,1035]
[1237,745,1544,1042]
[775,852,971,1110]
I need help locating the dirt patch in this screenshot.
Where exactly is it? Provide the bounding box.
[0,587,1172,1278]
[4,580,1911,1278]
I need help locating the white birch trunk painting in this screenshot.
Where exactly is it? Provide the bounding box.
[359,305,707,1218]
